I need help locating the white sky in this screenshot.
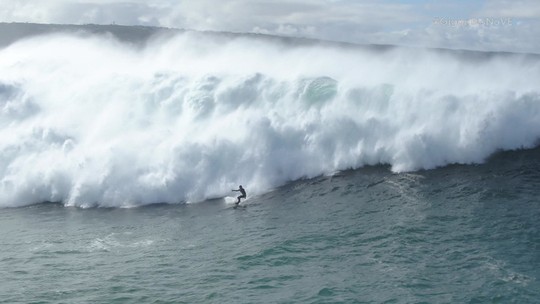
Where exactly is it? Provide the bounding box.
[1,0,540,53]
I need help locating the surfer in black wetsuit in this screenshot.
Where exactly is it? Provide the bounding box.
[232,185,246,204]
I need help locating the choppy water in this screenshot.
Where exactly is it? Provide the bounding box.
[1,148,539,303]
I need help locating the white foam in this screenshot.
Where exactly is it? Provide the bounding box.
[223,196,239,205]
[1,33,539,207]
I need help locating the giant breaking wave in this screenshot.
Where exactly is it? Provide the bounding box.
[1,31,539,207]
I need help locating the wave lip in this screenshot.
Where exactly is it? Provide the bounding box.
[1,31,540,208]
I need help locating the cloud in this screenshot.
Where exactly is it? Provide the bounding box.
[480,0,540,18]
[0,0,420,31]
[0,0,156,25]
[0,0,538,53]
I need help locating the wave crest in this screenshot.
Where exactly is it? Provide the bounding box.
[1,33,539,207]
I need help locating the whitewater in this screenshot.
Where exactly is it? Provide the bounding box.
[1,30,540,208]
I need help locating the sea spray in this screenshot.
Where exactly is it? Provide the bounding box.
[1,32,539,207]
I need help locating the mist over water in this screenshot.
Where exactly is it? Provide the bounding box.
[1,32,540,207]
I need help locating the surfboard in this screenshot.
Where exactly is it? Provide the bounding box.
[223,196,249,205]
[222,196,249,210]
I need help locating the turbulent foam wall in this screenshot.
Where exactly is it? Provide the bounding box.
[1,32,539,207]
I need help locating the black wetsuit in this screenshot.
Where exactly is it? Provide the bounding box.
[236,187,246,203]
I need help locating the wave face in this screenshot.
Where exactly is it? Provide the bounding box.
[1,32,540,207]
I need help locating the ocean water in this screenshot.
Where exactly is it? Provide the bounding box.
[1,148,539,303]
[1,26,540,303]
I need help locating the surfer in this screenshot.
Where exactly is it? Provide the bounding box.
[232,185,247,204]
